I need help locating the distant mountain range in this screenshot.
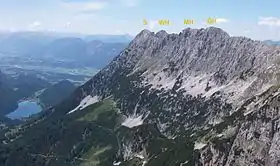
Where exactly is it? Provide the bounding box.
[0,31,131,69]
[84,34,133,43]
[263,40,280,46]
[44,38,128,68]
[0,31,133,43]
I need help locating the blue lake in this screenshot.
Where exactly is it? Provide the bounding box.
[6,101,42,120]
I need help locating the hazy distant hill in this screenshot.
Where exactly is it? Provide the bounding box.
[43,38,127,68]
[0,32,59,56]
[263,40,280,46]
[0,31,130,69]
[84,34,133,43]
[85,40,128,68]
[45,37,87,59]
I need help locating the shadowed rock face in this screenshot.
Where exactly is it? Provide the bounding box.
[3,27,280,166]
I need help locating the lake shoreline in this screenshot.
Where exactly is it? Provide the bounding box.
[6,100,43,120]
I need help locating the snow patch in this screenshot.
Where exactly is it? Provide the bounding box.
[122,114,144,128]
[180,160,189,166]
[194,142,207,150]
[172,136,177,140]
[135,152,147,166]
[142,161,147,166]
[113,161,121,165]
[67,95,99,114]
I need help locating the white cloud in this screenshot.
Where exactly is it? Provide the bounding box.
[201,18,229,27]
[65,21,71,28]
[29,21,41,28]
[142,19,161,31]
[149,20,158,30]
[216,18,229,24]
[258,17,280,27]
[28,21,42,30]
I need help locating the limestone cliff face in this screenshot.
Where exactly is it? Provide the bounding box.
[134,28,280,103]
[196,86,280,166]
[64,27,280,165]
[84,27,280,104]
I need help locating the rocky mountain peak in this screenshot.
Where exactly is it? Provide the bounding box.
[204,26,230,37]
[155,30,168,37]
[134,29,153,39]
[180,26,230,39]
[115,27,280,105]
[134,27,229,42]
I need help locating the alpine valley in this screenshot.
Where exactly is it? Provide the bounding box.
[2,27,280,166]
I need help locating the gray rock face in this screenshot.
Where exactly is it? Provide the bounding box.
[113,27,280,104]
[65,27,280,165]
[196,87,280,166]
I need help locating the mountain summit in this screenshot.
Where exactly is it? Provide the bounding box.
[91,27,280,104]
[3,27,280,166]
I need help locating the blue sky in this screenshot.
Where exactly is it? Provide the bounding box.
[1,0,280,40]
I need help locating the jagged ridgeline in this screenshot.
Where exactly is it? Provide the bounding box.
[2,27,280,166]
